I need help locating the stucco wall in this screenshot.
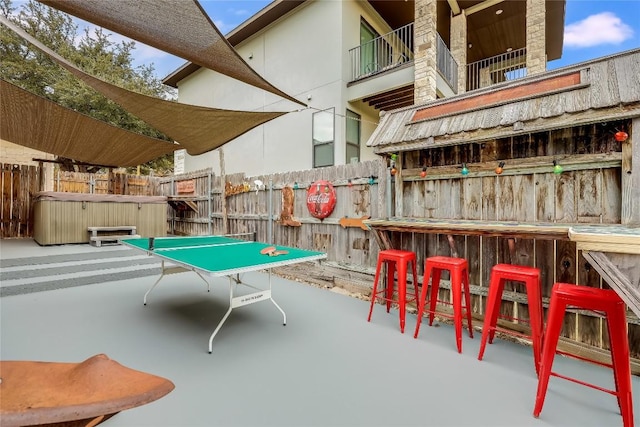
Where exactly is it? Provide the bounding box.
[176,0,386,176]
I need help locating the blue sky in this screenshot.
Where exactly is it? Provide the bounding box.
[38,0,638,79]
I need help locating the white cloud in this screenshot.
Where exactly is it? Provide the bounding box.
[213,19,234,34]
[230,8,250,16]
[564,12,634,48]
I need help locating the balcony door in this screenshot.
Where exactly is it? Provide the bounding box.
[360,20,379,74]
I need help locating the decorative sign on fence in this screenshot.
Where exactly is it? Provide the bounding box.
[176,179,195,194]
[306,180,336,219]
[224,181,250,197]
[279,186,301,227]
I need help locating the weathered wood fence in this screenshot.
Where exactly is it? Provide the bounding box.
[53,171,159,195]
[157,160,387,273]
[0,163,41,238]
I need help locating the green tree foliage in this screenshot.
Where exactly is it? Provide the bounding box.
[0,0,174,175]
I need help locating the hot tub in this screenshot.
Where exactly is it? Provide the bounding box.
[33,192,167,245]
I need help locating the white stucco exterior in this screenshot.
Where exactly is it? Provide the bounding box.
[174,0,395,176]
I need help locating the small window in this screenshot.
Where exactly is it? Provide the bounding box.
[313,108,334,168]
[346,109,360,164]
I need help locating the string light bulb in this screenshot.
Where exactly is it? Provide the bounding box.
[347,179,353,188]
[553,160,563,174]
[293,182,299,190]
[420,167,427,178]
[615,130,629,142]
[369,176,375,185]
[461,163,469,176]
[495,161,505,175]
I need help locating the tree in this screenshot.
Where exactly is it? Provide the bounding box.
[0,0,174,175]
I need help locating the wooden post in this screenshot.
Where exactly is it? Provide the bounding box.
[38,161,44,193]
[107,168,113,194]
[220,148,228,234]
[394,152,403,217]
[621,118,639,226]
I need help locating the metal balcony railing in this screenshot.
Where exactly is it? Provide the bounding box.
[436,33,458,94]
[349,23,414,81]
[467,47,527,91]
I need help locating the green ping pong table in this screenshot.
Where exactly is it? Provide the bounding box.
[122,235,327,352]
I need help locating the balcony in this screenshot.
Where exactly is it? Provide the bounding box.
[347,23,527,110]
[348,24,462,110]
[436,32,458,95]
[349,23,414,82]
[467,47,527,91]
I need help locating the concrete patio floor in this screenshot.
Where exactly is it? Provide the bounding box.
[1,238,638,426]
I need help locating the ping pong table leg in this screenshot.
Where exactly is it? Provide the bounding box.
[268,270,286,326]
[194,271,211,292]
[208,307,233,353]
[207,271,288,353]
[143,271,166,305]
[208,276,240,352]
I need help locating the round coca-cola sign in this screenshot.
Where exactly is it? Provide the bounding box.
[306,180,336,219]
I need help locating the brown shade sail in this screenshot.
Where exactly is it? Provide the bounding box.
[1,80,178,167]
[39,0,305,107]
[2,16,289,158]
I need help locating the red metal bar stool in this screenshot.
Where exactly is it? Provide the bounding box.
[477,264,543,374]
[413,256,473,353]
[367,249,419,333]
[533,283,633,427]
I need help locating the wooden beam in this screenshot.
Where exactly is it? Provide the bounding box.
[373,95,414,111]
[363,86,413,104]
[621,117,640,226]
[447,0,461,15]
[581,251,640,319]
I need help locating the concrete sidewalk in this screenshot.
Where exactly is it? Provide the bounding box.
[1,238,638,426]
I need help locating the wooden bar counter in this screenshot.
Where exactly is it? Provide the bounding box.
[364,218,640,318]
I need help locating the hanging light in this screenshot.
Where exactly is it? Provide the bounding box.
[461,163,469,176]
[293,182,299,190]
[495,161,505,175]
[420,167,427,178]
[553,160,563,174]
[615,130,629,142]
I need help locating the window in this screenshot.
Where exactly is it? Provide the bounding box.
[346,109,360,164]
[313,108,334,168]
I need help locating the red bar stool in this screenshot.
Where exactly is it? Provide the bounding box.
[477,264,543,374]
[534,283,633,427]
[367,249,419,333]
[413,256,473,353]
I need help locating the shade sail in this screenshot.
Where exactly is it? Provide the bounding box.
[1,16,288,157]
[0,80,178,167]
[39,0,305,107]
